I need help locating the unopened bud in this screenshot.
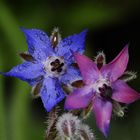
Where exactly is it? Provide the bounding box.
[95,51,106,69]
[50,28,61,48]
[56,113,80,139]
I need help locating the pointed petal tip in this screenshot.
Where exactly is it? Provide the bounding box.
[20,27,42,34]
[43,94,65,112]
[45,104,56,112]
[77,28,88,41]
[97,118,110,137]
[0,72,10,77]
[102,123,109,138]
[134,93,140,102]
[121,44,129,58]
[101,45,129,82]
[0,72,4,75]
[119,45,129,58]
[20,27,37,35]
[81,28,88,34]
[20,27,32,36]
[0,72,7,78]
[45,107,51,112]
[121,45,129,60]
[124,43,129,48]
[123,44,129,52]
[20,27,27,33]
[92,98,112,138]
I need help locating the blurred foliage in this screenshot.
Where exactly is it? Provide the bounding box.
[0,0,140,140]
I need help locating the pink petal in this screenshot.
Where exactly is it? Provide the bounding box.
[101,45,129,82]
[112,80,140,104]
[92,97,112,137]
[74,53,99,84]
[65,86,93,109]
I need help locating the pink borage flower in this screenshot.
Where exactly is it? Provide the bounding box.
[65,45,140,137]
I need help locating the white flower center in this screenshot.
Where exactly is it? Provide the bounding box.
[92,75,110,93]
[43,56,66,77]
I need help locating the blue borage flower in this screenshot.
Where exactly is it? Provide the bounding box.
[3,28,88,111]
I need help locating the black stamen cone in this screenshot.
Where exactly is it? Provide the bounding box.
[50,59,64,73]
[100,85,113,101]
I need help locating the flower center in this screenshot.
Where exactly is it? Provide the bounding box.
[44,56,66,77]
[92,76,112,100]
[99,84,113,100]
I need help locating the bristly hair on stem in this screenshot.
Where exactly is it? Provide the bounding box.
[77,124,96,140]
[45,106,60,140]
[55,113,95,140]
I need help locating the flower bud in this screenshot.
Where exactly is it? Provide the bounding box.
[56,113,80,139]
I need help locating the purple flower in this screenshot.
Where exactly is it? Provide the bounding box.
[65,46,140,137]
[3,28,88,112]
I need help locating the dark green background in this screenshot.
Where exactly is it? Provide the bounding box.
[0,0,140,140]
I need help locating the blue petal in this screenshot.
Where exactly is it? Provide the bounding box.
[56,29,88,60]
[40,77,65,112]
[21,28,53,61]
[4,62,45,86]
[59,66,81,85]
